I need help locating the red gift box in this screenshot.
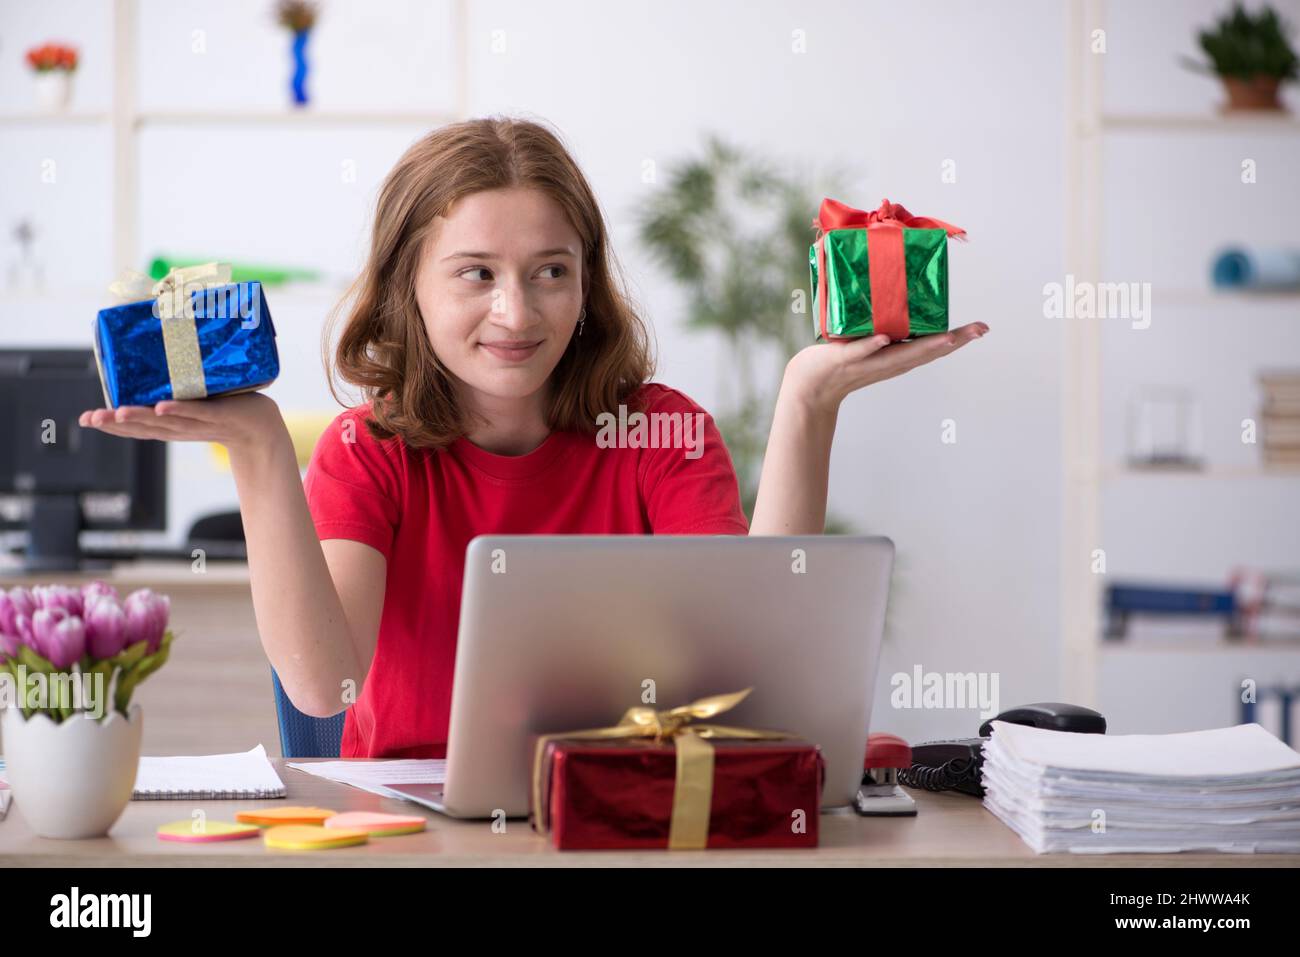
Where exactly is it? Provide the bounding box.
[530,689,824,850]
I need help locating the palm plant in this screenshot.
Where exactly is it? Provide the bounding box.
[636,136,848,529]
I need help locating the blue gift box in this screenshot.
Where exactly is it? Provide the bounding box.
[93,281,279,408]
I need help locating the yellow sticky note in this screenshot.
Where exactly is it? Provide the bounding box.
[157,820,261,843]
[264,825,369,850]
[235,806,336,827]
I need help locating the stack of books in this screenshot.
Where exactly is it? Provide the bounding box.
[1260,370,1300,467]
[1104,582,1237,643]
[981,721,1300,854]
[1232,568,1300,641]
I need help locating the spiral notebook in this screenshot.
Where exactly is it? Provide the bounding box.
[132,744,286,800]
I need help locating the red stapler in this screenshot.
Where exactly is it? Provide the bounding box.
[854,732,918,816]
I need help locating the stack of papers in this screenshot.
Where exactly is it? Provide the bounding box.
[287,759,446,800]
[981,721,1300,854]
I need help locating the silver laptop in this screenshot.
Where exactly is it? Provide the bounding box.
[387,535,894,818]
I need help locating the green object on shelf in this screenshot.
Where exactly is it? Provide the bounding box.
[148,256,321,286]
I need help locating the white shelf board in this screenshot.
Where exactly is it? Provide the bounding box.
[1095,112,1300,133]
[1154,289,1300,306]
[134,109,458,128]
[1101,638,1300,652]
[0,112,110,125]
[1102,464,1300,481]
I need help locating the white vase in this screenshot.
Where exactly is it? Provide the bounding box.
[1,705,142,839]
[33,71,73,112]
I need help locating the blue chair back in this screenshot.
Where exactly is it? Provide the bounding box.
[271,668,346,758]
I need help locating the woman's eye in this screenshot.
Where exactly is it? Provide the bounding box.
[460,267,492,282]
[539,264,566,279]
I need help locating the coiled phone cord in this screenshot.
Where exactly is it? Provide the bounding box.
[897,755,978,792]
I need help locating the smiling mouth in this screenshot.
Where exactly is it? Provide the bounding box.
[479,340,543,362]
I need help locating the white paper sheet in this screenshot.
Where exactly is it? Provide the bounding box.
[980,722,1300,854]
[286,758,447,800]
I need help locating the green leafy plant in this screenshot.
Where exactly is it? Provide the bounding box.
[636,136,850,530]
[1183,3,1298,81]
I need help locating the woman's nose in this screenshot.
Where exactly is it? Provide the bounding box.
[491,283,537,330]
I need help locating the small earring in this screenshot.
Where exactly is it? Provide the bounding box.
[578,306,586,337]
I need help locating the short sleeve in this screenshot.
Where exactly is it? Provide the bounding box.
[637,385,750,535]
[302,407,403,561]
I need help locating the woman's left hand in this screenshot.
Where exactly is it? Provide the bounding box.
[782,321,989,415]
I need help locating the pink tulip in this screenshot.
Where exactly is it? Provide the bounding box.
[30,607,68,660]
[2,587,35,632]
[0,591,15,636]
[12,613,34,645]
[44,616,86,669]
[0,597,17,656]
[124,589,170,653]
[33,584,83,617]
[82,581,120,609]
[85,596,128,659]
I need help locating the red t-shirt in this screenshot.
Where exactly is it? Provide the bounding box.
[301,382,749,757]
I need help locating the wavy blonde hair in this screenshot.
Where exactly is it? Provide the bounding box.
[326,115,656,448]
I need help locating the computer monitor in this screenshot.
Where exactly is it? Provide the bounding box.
[0,348,166,571]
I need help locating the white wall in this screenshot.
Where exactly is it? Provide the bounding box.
[2,0,1297,742]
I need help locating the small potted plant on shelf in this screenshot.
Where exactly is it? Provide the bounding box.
[0,583,175,839]
[24,42,79,113]
[1183,3,1299,112]
[276,0,320,107]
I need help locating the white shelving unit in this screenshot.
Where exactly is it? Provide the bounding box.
[1062,0,1300,708]
[0,0,469,282]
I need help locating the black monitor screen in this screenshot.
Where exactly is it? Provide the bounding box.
[0,348,166,531]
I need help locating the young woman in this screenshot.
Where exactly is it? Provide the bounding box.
[79,117,987,758]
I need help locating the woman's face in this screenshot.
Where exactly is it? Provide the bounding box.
[416,186,585,406]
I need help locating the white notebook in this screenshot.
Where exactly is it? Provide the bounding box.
[132,744,286,800]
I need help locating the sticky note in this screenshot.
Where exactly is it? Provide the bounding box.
[157,820,261,843]
[263,825,369,850]
[324,811,427,836]
[235,806,336,827]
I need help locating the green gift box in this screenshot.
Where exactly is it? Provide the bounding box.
[809,197,966,341]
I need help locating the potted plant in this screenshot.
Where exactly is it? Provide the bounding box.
[1183,3,1299,112]
[276,1,320,107]
[24,42,79,113]
[0,583,175,839]
[636,136,853,530]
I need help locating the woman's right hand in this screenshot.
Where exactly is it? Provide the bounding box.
[78,392,287,459]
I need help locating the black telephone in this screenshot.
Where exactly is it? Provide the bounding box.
[897,702,1107,797]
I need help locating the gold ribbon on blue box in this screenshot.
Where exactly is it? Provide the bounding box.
[93,262,280,408]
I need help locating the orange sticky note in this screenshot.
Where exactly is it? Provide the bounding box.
[235,806,336,827]
[157,820,262,843]
[324,811,427,836]
[264,825,369,850]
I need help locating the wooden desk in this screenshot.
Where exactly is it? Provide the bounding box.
[2,759,1296,867]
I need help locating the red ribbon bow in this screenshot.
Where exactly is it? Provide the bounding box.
[812,198,966,342]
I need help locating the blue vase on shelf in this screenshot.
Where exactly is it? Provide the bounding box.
[290,28,311,107]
